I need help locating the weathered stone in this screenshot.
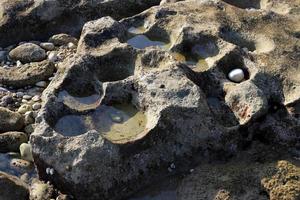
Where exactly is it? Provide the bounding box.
[0,61,55,88]
[0,171,29,200]
[0,132,28,153]
[0,107,24,132]
[9,43,46,63]
[49,34,78,46]
[0,0,161,47]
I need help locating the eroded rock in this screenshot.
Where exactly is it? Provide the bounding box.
[0,107,24,132]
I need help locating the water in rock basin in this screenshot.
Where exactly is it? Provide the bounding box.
[58,90,101,111]
[54,104,147,143]
[0,152,36,178]
[127,35,170,50]
[171,52,209,72]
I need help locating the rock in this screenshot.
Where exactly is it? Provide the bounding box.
[0,132,28,153]
[40,43,55,51]
[20,143,33,162]
[32,95,41,102]
[67,42,76,49]
[225,81,268,125]
[18,104,32,114]
[0,61,55,88]
[0,0,161,47]
[32,103,41,110]
[49,34,78,46]
[228,68,245,83]
[29,179,55,200]
[0,171,29,200]
[261,161,300,200]
[9,43,46,63]
[35,81,47,88]
[24,124,35,135]
[48,52,58,63]
[1,95,13,104]
[16,92,24,98]
[24,112,35,125]
[23,95,32,100]
[0,107,24,132]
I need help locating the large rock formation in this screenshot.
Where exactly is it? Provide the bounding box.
[0,0,161,47]
[9,0,296,199]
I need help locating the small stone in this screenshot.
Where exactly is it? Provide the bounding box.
[0,107,24,132]
[67,42,76,49]
[0,87,9,93]
[48,52,58,62]
[16,92,24,98]
[18,104,32,114]
[228,68,245,83]
[0,132,28,153]
[35,81,47,88]
[32,95,41,102]
[49,34,78,46]
[9,43,46,63]
[22,95,32,100]
[24,112,34,125]
[1,95,13,104]
[0,51,7,61]
[32,103,41,110]
[40,42,55,51]
[19,143,34,162]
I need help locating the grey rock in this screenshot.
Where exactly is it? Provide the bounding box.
[0,107,24,132]
[0,131,28,153]
[9,43,46,63]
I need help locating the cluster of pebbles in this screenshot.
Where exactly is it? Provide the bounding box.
[0,33,78,200]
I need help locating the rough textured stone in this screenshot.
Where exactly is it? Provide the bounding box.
[0,171,29,200]
[0,61,55,88]
[28,0,300,199]
[9,43,46,63]
[0,107,24,132]
[0,0,161,47]
[0,132,28,153]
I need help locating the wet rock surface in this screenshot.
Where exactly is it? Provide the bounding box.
[0,0,299,199]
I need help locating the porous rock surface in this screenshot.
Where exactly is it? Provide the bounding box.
[21,0,300,199]
[0,0,161,47]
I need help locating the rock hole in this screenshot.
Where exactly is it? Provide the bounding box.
[171,36,219,72]
[216,52,250,82]
[54,103,150,144]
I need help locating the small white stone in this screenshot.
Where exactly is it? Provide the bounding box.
[48,52,58,62]
[46,168,50,174]
[228,68,245,83]
[19,143,33,162]
[35,81,47,88]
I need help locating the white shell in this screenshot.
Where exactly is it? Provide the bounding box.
[228,68,245,83]
[49,168,54,175]
[46,168,50,174]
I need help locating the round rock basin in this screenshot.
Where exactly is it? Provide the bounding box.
[54,104,147,143]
